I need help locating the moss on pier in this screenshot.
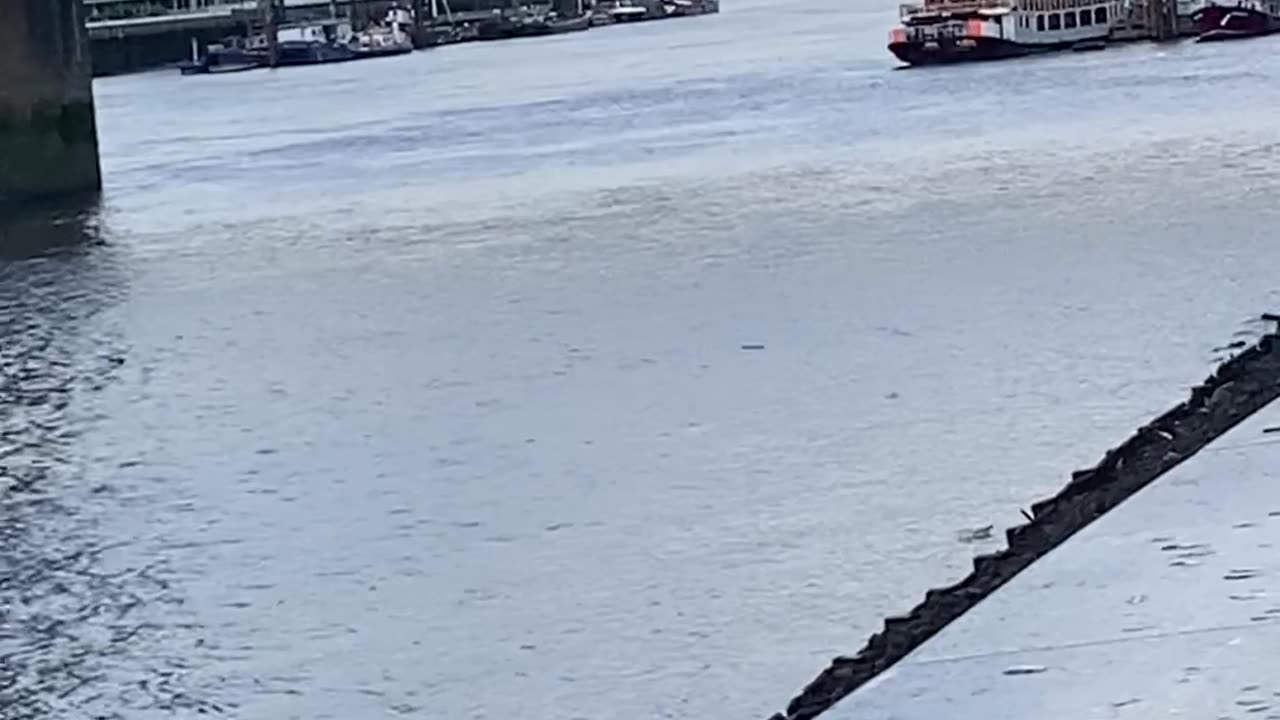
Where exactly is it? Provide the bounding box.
[0,99,101,201]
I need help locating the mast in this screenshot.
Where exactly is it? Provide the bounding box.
[263,0,280,67]
[412,0,426,46]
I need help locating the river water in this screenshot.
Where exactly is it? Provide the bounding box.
[5,2,1280,717]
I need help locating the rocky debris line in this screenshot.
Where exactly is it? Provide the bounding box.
[768,324,1280,720]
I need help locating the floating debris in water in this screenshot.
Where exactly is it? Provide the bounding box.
[1002,665,1047,676]
[1126,594,1147,605]
[1161,542,1209,552]
[740,344,766,351]
[957,524,994,542]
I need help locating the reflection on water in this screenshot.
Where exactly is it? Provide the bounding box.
[0,207,213,718]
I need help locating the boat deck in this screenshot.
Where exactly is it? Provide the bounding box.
[825,400,1280,719]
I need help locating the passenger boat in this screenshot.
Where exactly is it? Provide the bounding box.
[1194,0,1280,40]
[888,0,1119,65]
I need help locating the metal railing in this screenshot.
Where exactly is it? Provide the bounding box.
[899,0,1011,17]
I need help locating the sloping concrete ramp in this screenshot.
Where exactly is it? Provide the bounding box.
[828,399,1280,719]
[772,328,1280,720]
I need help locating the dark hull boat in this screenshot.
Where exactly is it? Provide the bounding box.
[178,47,268,75]
[476,13,591,39]
[542,14,593,33]
[275,41,360,65]
[1195,1,1280,40]
[888,1,1114,66]
[888,34,1071,64]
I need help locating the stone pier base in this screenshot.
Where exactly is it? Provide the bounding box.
[0,0,102,204]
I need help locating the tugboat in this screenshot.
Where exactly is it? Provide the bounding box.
[353,6,417,56]
[274,19,361,65]
[1194,0,1280,40]
[888,0,1118,65]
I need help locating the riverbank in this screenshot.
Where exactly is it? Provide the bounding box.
[770,318,1280,720]
[87,0,719,76]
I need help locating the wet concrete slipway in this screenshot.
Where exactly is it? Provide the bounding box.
[823,396,1280,720]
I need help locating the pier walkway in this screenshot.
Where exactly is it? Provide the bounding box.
[825,386,1280,718]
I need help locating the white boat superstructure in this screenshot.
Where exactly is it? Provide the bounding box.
[889,0,1120,64]
[356,6,416,52]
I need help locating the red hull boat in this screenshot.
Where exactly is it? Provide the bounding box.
[1194,0,1280,41]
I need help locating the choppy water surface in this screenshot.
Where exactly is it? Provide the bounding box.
[6,1,1280,717]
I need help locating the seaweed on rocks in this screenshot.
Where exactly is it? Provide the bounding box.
[768,322,1280,720]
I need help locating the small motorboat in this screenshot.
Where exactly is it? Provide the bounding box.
[178,43,268,75]
[542,12,592,33]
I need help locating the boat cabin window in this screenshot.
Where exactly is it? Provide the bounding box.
[1036,13,1046,29]
[1079,8,1092,23]
[1048,12,1061,28]
[1094,5,1107,22]
[1064,10,1077,26]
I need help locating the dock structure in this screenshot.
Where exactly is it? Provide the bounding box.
[768,329,1280,720]
[85,0,541,74]
[1144,0,1180,38]
[1110,0,1199,39]
[0,0,101,205]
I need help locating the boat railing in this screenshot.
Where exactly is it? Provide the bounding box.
[900,0,1012,17]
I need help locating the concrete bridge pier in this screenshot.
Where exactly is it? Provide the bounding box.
[0,0,102,204]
